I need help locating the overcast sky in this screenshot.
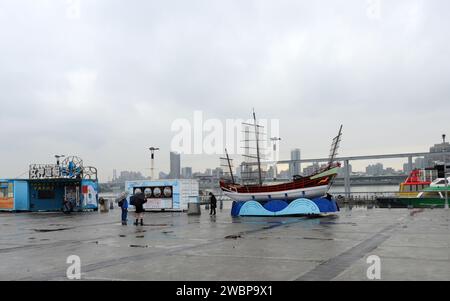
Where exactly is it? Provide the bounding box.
[1,0,449,181]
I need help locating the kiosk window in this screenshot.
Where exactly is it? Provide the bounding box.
[38,190,55,199]
[0,183,13,198]
[0,188,7,198]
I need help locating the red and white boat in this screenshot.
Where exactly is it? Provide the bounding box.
[220,111,342,201]
[220,164,340,201]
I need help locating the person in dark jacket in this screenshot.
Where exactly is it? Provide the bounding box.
[118,193,128,225]
[131,189,146,226]
[209,192,217,216]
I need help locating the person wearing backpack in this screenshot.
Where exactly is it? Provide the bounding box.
[118,194,128,226]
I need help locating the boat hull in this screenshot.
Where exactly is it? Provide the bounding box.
[377,197,448,208]
[222,184,329,201]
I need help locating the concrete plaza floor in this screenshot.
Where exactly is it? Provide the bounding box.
[0,206,448,281]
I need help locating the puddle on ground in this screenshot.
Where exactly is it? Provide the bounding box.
[225,234,242,239]
[162,231,174,234]
[119,235,126,237]
[33,228,73,232]
[40,239,50,241]
[28,237,35,240]
[136,235,144,238]
[319,222,357,226]
[302,237,334,241]
[129,244,148,248]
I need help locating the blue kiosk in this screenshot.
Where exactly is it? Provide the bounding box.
[0,156,99,212]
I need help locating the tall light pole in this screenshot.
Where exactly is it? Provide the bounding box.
[443,134,448,210]
[270,137,281,180]
[149,147,159,180]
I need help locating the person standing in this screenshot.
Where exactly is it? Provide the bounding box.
[118,194,128,225]
[209,192,217,216]
[63,196,73,214]
[131,189,146,226]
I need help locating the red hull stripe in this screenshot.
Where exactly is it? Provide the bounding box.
[221,175,333,194]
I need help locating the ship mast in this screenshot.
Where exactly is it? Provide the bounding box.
[328,124,343,167]
[253,110,263,186]
[220,148,235,184]
[241,110,266,186]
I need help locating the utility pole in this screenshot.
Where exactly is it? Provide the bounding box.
[443,134,448,210]
[149,147,159,180]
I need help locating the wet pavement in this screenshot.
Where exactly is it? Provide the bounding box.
[0,207,449,281]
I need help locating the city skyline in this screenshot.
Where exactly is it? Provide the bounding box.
[104,140,449,183]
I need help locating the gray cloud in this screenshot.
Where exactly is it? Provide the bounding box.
[1,0,449,180]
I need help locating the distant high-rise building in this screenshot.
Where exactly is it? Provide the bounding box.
[385,167,396,175]
[112,169,117,182]
[303,162,320,176]
[114,170,148,182]
[170,152,181,179]
[403,163,412,174]
[366,163,384,176]
[338,163,352,177]
[213,167,223,178]
[414,157,426,169]
[289,148,301,177]
[426,141,450,167]
[235,167,241,179]
[181,167,192,179]
[267,166,276,180]
[278,169,290,179]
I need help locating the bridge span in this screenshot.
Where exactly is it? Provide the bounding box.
[244,151,450,198]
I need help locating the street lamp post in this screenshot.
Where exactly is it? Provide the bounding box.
[443,134,448,210]
[149,147,160,180]
[270,137,281,180]
[54,154,65,165]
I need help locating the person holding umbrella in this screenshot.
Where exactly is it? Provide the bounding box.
[130,189,147,226]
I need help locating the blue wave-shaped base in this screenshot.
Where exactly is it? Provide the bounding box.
[231,198,339,217]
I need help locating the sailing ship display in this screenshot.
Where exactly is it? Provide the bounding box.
[220,111,342,202]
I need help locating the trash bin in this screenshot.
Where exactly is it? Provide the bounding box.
[187,203,201,215]
[187,196,201,215]
[99,198,110,213]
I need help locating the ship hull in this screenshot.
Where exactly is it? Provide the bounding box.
[222,184,329,201]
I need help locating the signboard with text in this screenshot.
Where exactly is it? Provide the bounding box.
[29,164,61,179]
